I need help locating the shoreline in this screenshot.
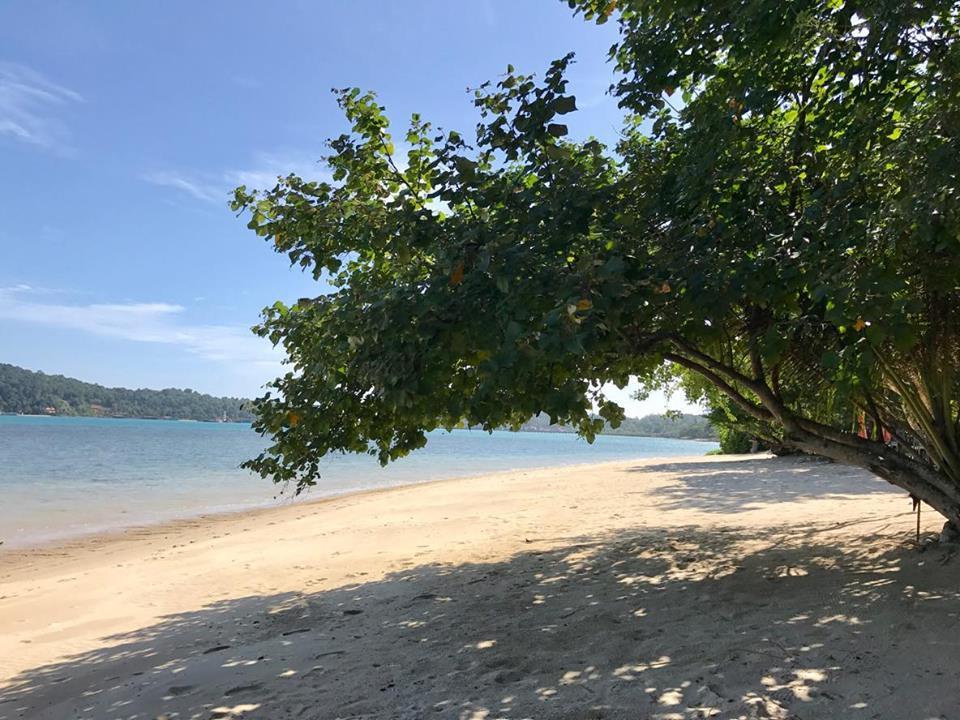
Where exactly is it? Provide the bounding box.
[5,453,951,720]
[1,451,713,554]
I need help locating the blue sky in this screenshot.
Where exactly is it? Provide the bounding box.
[0,1,693,415]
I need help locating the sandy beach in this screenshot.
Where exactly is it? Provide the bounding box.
[1,453,957,719]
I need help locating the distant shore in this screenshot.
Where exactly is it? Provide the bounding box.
[4,454,955,719]
[0,412,251,423]
[3,411,716,441]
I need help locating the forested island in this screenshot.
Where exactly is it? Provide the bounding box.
[0,364,253,422]
[0,363,714,438]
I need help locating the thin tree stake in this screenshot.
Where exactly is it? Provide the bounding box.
[911,494,921,545]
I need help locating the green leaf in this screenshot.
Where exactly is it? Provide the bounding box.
[555,96,578,115]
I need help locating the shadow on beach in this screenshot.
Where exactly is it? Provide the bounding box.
[628,456,901,514]
[2,515,958,719]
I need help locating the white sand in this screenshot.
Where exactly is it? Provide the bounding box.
[0,454,955,719]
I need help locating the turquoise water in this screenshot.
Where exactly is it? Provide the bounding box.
[0,415,715,547]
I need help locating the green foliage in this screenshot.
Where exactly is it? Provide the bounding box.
[0,364,253,422]
[234,54,636,487]
[717,426,754,455]
[608,412,717,440]
[235,0,960,522]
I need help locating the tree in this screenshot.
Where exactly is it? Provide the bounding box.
[234,0,960,528]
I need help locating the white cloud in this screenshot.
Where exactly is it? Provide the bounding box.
[145,151,331,204]
[0,63,82,151]
[145,138,430,205]
[0,285,281,369]
[141,171,226,204]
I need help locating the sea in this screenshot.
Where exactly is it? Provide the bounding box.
[0,415,716,548]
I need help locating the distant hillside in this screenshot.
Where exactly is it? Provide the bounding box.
[0,364,253,422]
[0,363,715,437]
[518,411,717,440]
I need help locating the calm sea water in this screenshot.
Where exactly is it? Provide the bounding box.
[0,415,715,547]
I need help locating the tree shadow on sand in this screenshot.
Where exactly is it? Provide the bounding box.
[628,456,903,514]
[2,520,958,720]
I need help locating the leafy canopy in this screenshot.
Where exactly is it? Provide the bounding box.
[235,54,641,487]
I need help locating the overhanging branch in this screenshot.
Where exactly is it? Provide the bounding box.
[663,352,774,423]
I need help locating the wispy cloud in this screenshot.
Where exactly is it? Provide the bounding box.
[0,63,82,151]
[145,151,330,204]
[0,285,281,369]
[141,171,226,204]
[224,151,329,190]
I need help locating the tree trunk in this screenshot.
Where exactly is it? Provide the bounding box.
[664,343,960,531]
[782,430,960,531]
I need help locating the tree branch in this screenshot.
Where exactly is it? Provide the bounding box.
[668,337,794,428]
[663,352,774,423]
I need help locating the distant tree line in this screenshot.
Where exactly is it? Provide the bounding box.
[0,364,254,422]
[518,412,717,440]
[0,363,716,438]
